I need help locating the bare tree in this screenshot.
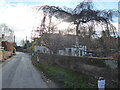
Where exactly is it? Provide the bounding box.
[34,0,119,56]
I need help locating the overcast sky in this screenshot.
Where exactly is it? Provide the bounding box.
[0,0,119,45]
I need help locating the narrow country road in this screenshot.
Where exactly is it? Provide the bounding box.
[2,52,48,88]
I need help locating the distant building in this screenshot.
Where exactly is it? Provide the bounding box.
[0,24,14,43]
[58,45,87,56]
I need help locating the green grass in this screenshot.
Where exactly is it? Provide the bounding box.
[32,60,97,88]
[87,56,109,59]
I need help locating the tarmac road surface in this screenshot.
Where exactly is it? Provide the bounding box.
[2,52,48,88]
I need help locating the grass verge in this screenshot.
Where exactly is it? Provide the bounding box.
[32,59,97,88]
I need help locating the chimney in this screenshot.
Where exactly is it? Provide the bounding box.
[2,34,4,39]
[26,36,27,41]
[14,35,15,43]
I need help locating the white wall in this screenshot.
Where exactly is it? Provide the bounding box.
[58,45,87,56]
[34,45,52,54]
[58,50,65,55]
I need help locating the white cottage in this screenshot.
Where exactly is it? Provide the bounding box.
[34,45,53,54]
[58,45,87,56]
